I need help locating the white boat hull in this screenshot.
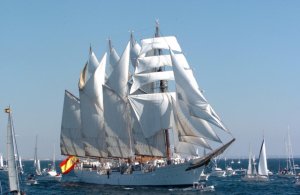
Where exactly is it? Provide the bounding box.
[74,162,203,186]
[241,175,269,182]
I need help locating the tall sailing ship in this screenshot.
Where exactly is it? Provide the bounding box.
[60,23,235,186]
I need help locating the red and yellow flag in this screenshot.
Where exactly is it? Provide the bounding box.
[60,156,79,174]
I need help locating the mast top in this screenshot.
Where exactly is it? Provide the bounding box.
[155,20,160,37]
[89,44,92,54]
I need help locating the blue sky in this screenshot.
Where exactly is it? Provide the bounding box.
[0,1,299,159]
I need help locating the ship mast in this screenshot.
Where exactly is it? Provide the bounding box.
[154,21,171,164]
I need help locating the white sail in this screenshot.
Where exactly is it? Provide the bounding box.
[106,39,120,79]
[179,136,211,150]
[0,154,3,167]
[174,98,221,142]
[79,53,107,157]
[103,85,132,158]
[130,71,174,94]
[6,108,21,193]
[131,120,165,157]
[258,139,268,176]
[246,148,252,175]
[170,50,228,132]
[136,54,189,74]
[109,40,120,69]
[87,50,100,76]
[60,90,85,157]
[175,142,199,156]
[130,33,141,67]
[34,135,42,175]
[129,93,174,138]
[140,36,182,55]
[106,42,130,98]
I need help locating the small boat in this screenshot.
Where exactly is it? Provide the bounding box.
[242,138,269,182]
[41,145,62,181]
[25,174,38,185]
[183,182,215,192]
[277,129,296,178]
[34,135,42,176]
[226,166,236,176]
[210,159,226,177]
[199,169,209,181]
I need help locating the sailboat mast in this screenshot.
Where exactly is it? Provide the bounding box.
[155,21,171,164]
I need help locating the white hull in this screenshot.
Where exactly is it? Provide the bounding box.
[74,162,203,186]
[241,175,269,182]
[277,173,296,178]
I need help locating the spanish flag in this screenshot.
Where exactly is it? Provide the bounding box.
[60,156,79,174]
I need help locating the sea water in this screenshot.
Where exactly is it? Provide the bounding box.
[0,158,299,194]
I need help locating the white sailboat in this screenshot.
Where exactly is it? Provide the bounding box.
[278,129,296,178]
[242,139,269,182]
[60,22,235,186]
[33,135,42,176]
[44,145,62,180]
[5,107,23,194]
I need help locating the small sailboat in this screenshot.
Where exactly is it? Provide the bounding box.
[43,145,62,181]
[5,107,23,194]
[33,135,42,176]
[242,139,269,182]
[278,129,296,178]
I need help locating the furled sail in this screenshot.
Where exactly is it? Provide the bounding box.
[79,52,108,157]
[60,90,85,157]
